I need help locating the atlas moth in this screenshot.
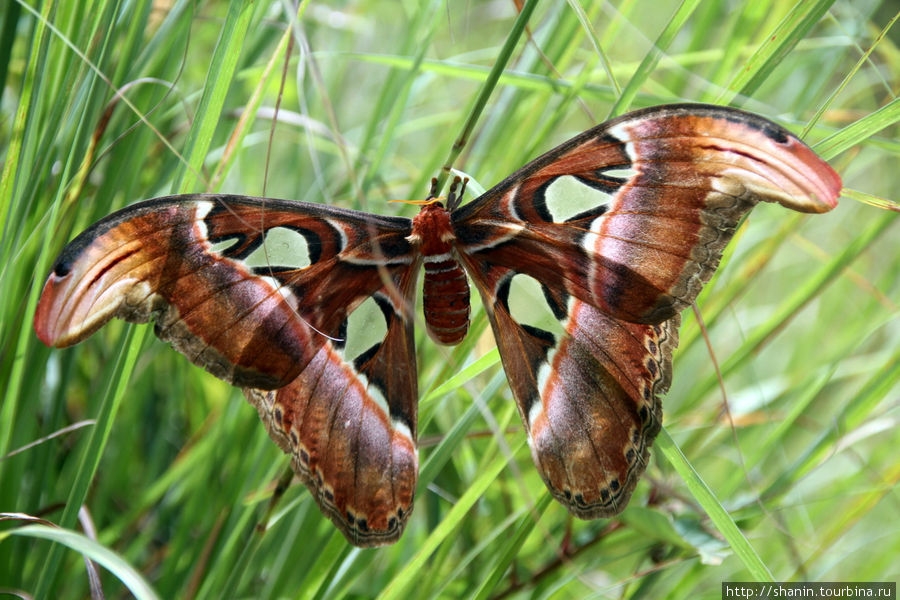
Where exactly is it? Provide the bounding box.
[35,104,841,546]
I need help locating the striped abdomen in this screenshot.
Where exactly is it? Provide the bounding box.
[422,254,470,345]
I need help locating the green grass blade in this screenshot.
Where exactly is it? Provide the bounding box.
[763,343,900,502]
[34,327,148,598]
[657,429,774,581]
[378,441,521,600]
[719,0,836,104]
[470,493,553,600]
[436,0,540,191]
[688,210,896,402]
[608,0,702,117]
[815,97,900,160]
[0,0,54,471]
[171,1,255,193]
[5,524,160,600]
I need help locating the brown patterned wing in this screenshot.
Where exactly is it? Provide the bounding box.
[451,103,842,324]
[244,265,421,546]
[457,258,678,517]
[450,103,840,519]
[34,194,422,546]
[34,194,415,389]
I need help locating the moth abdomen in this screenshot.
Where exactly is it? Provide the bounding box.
[422,254,470,345]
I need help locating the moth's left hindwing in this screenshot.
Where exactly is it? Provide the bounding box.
[35,194,422,546]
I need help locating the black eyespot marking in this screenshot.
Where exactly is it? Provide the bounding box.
[609,479,620,492]
[639,406,650,424]
[762,123,789,144]
[53,260,72,277]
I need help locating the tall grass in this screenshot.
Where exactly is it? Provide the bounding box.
[1,1,898,598]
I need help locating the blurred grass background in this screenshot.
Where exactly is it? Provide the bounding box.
[1,1,898,598]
